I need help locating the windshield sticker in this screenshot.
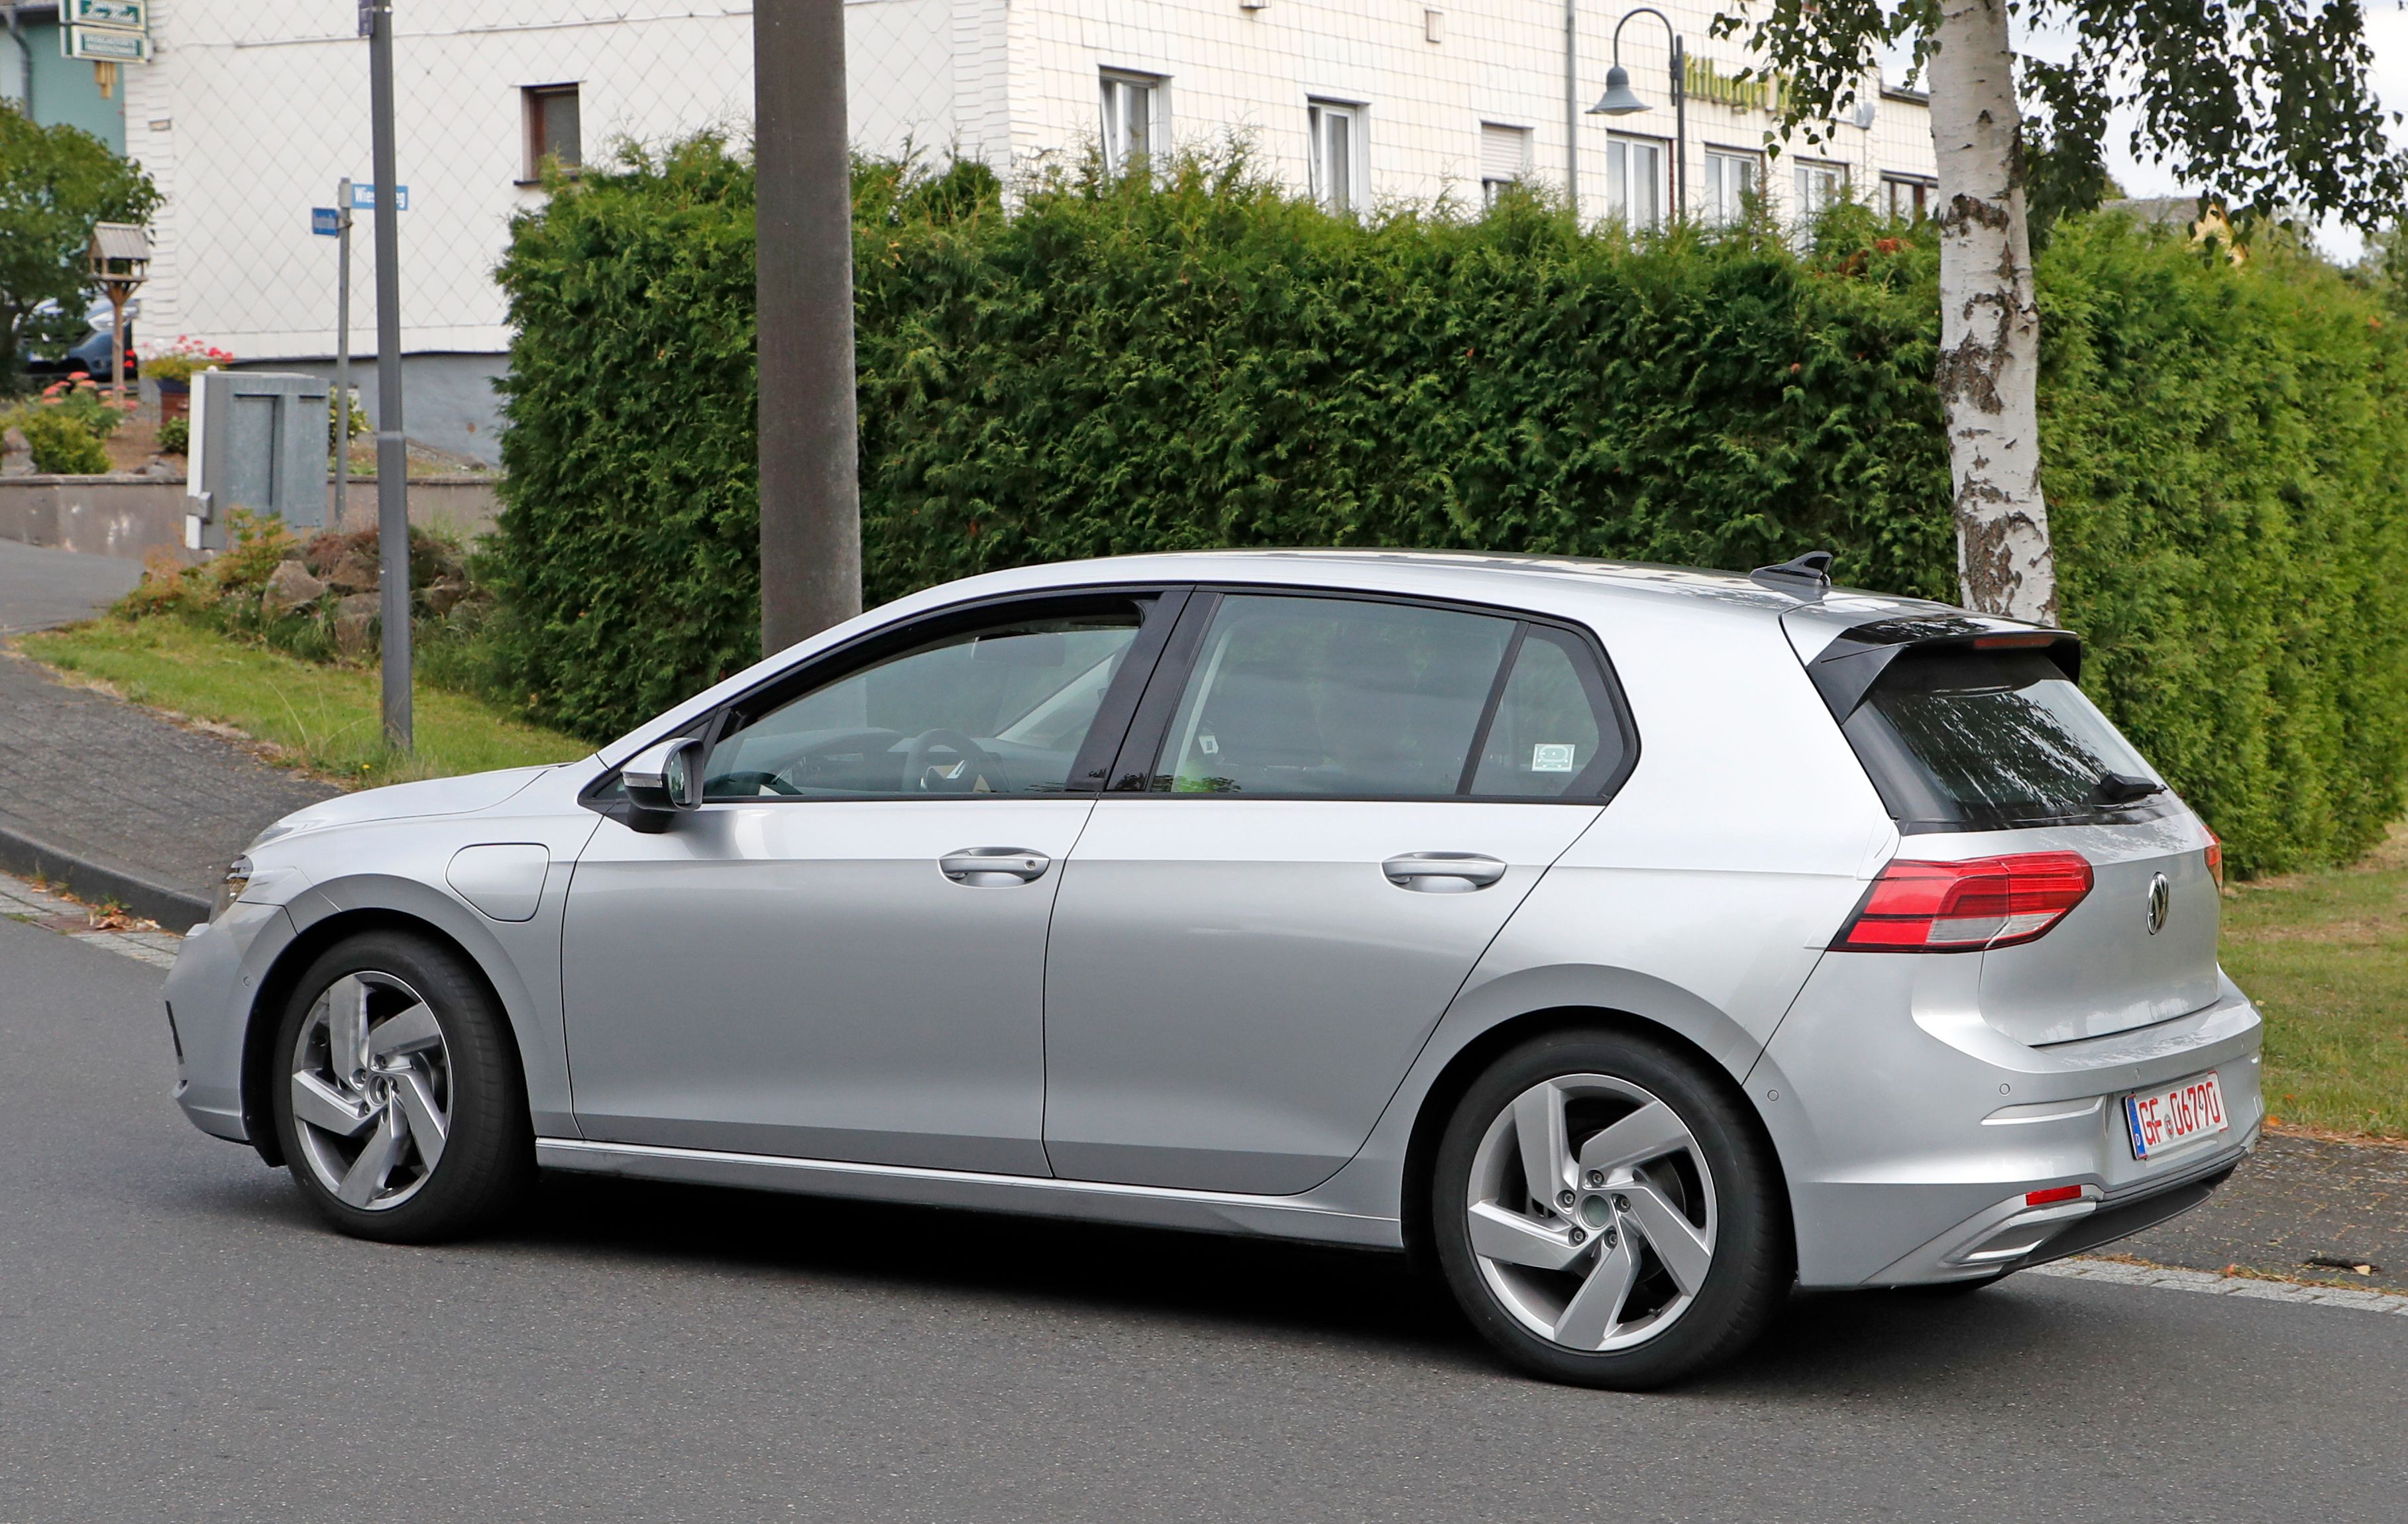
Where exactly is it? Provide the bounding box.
[1531,743,1577,773]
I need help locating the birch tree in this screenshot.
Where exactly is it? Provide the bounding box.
[1718,0,2407,622]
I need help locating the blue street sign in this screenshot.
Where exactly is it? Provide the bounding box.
[311,207,341,237]
[349,183,410,211]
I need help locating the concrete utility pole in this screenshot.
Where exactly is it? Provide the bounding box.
[756,0,863,656]
[366,0,411,748]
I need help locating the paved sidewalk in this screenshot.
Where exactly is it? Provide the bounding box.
[2118,1130,2408,1293]
[0,541,337,925]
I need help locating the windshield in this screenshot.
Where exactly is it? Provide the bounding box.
[1840,647,2172,832]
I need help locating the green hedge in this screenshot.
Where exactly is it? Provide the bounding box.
[485,142,2408,875]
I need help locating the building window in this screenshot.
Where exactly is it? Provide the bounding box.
[523,84,582,179]
[1883,175,1934,222]
[1309,100,1364,215]
[1604,134,1666,229]
[1793,160,1848,221]
[1099,72,1163,175]
[1480,123,1531,206]
[1702,149,1760,224]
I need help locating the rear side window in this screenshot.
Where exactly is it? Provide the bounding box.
[1843,647,2169,832]
[1142,593,1631,800]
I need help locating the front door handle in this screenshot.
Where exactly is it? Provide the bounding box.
[1382,852,1508,893]
[940,847,1052,886]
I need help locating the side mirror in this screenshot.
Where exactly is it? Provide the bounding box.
[622,735,706,827]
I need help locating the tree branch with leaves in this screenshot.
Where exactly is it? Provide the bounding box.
[1716,0,2408,620]
[0,105,161,396]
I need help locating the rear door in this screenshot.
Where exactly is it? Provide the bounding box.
[1042,590,1633,1194]
[1810,629,2218,1044]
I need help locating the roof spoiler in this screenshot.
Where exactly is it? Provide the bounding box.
[1804,615,2083,720]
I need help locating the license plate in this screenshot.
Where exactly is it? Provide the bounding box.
[2124,1071,2228,1160]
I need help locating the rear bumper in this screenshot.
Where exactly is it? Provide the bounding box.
[1753,952,2264,1288]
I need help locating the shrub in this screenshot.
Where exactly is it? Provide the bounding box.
[10,403,111,473]
[482,139,2408,875]
[157,414,188,453]
[137,336,234,384]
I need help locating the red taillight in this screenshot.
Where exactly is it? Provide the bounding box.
[2204,828,2223,890]
[2024,1185,2084,1207]
[1830,851,2095,953]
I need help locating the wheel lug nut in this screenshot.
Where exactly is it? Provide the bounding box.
[1568,1227,1587,1245]
[1603,1227,1619,1248]
[1586,1170,1605,1188]
[1612,1193,1630,1212]
[1557,1189,1576,1210]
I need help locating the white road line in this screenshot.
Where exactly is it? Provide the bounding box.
[1,869,184,968]
[2032,1256,2408,1314]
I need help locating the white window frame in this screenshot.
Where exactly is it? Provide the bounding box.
[1479,122,1533,207]
[1793,159,1849,221]
[1604,133,1668,229]
[1099,71,1165,176]
[1701,148,1760,225]
[1308,99,1366,215]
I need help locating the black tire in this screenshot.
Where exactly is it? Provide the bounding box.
[1430,1028,1792,1389]
[270,930,533,1243]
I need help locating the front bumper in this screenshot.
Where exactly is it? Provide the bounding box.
[162,898,298,1145]
[1753,952,2264,1288]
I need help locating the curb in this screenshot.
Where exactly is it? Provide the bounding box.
[0,821,210,930]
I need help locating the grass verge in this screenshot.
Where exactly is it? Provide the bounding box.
[16,616,590,787]
[2224,827,2408,1141]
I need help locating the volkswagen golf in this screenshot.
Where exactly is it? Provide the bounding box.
[164,550,2260,1388]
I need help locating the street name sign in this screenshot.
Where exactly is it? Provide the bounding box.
[312,207,342,237]
[349,184,411,211]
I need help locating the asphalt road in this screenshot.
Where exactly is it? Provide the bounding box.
[6,915,2405,1523]
[0,536,140,637]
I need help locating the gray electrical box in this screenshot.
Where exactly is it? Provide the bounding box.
[185,370,331,549]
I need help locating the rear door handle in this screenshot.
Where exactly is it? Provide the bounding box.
[940,847,1052,885]
[1382,852,1508,893]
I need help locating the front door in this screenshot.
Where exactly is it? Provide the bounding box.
[1043,592,1635,1195]
[565,592,1170,1174]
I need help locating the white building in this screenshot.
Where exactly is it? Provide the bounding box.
[122,1,1936,460]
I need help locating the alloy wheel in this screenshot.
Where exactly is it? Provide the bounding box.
[287,971,452,1211]
[1464,1073,1720,1352]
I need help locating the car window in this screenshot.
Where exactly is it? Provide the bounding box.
[1468,626,1626,797]
[1150,594,1516,796]
[704,607,1143,800]
[1841,646,2170,830]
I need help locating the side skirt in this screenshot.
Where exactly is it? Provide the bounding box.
[535,1138,1405,1249]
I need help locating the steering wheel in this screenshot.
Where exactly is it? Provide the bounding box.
[903,728,1007,794]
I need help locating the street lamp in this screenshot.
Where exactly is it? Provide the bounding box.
[1585,7,1688,224]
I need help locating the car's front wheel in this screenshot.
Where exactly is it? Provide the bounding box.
[1431,1029,1791,1388]
[270,930,532,1242]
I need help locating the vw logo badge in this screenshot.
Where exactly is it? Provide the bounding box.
[2145,873,2171,935]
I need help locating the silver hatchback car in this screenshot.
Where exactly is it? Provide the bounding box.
[166,551,2260,1387]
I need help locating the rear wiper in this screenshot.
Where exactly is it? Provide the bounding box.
[2089,771,2166,807]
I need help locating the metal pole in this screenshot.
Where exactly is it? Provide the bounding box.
[367,0,410,749]
[1562,0,1580,220]
[1671,35,1686,221]
[757,0,863,655]
[334,178,353,532]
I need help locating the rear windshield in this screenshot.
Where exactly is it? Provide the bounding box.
[1840,647,2173,832]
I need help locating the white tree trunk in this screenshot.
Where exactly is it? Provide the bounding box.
[1927,0,2059,623]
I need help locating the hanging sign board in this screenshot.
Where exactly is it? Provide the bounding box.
[67,0,148,26]
[64,25,150,62]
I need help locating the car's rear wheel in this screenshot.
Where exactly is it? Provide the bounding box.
[1431,1029,1791,1389]
[270,931,531,1243]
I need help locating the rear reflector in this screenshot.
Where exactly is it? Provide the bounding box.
[2024,1185,2084,1207]
[2205,828,2224,890]
[1830,851,2095,953]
